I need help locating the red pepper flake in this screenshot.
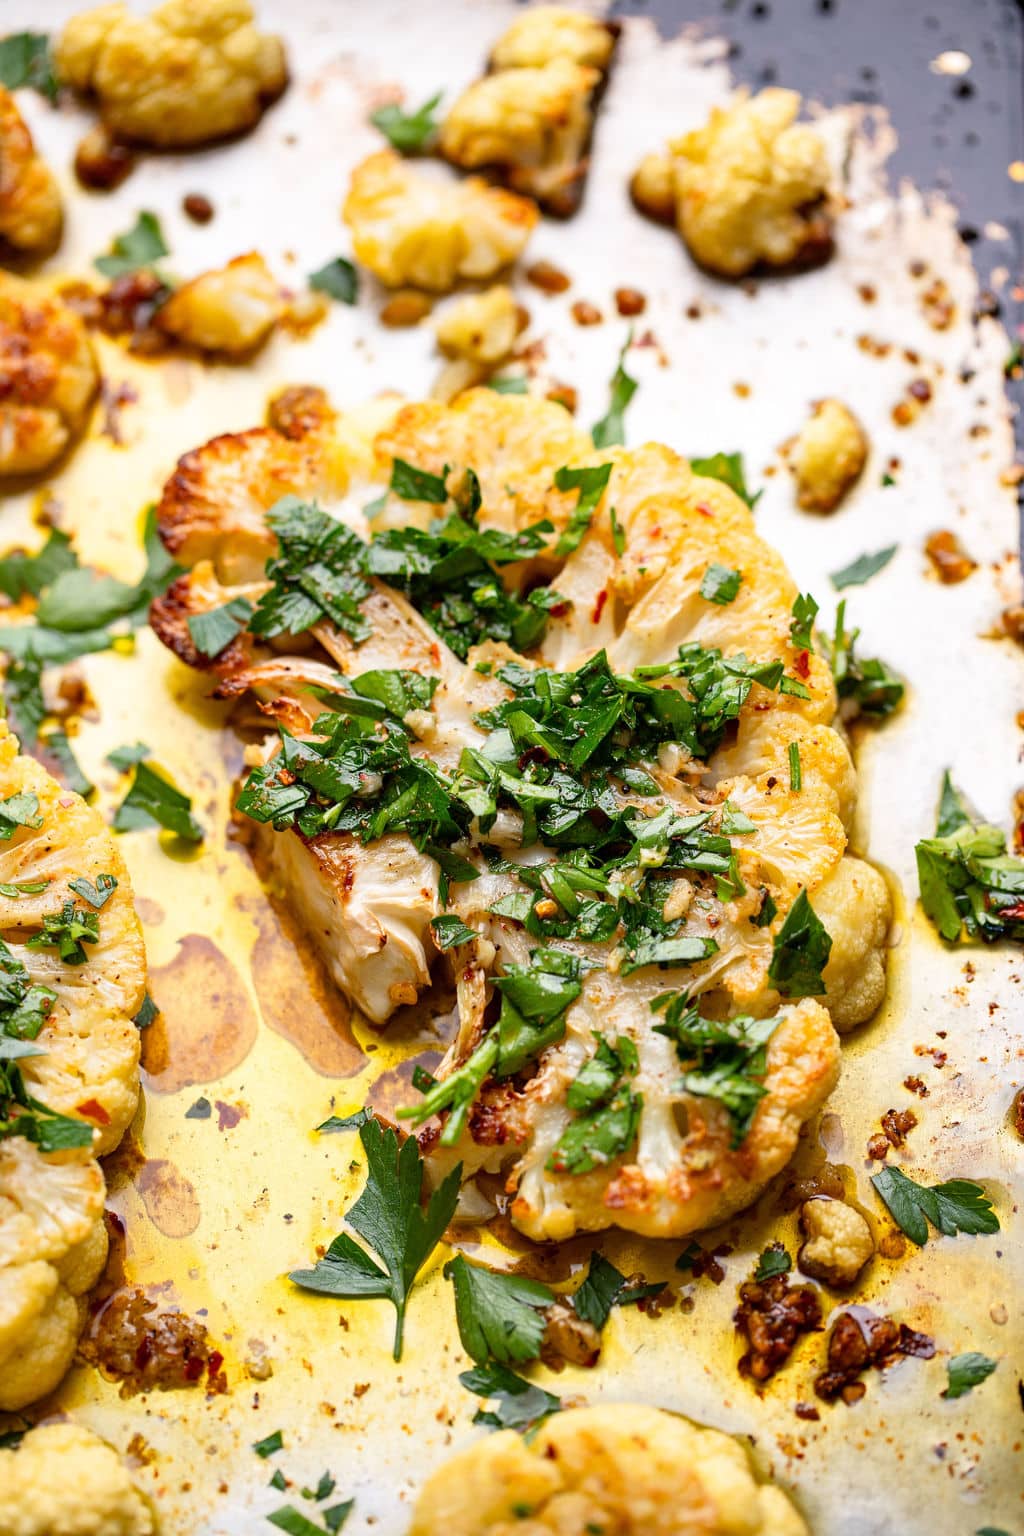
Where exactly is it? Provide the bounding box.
[591,589,608,624]
[206,1350,224,1376]
[794,649,811,679]
[695,502,714,518]
[77,1097,111,1124]
[275,767,296,785]
[548,600,571,619]
[183,1354,204,1381]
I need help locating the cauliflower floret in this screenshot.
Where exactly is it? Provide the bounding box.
[0,89,62,257]
[343,150,538,292]
[790,398,868,512]
[798,1195,874,1286]
[54,0,287,149]
[0,1422,156,1534]
[436,285,520,365]
[408,1403,808,1536]
[156,252,281,355]
[629,150,677,226]
[0,1143,107,1411]
[0,274,99,477]
[440,58,600,215]
[810,856,892,1030]
[0,723,147,1153]
[489,8,617,71]
[632,88,832,278]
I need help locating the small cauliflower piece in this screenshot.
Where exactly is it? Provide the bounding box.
[0,88,62,257]
[632,88,832,278]
[408,1403,809,1536]
[489,8,617,71]
[0,1143,107,1412]
[798,1196,874,1286]
[54,0,287,149]
[0,274,99,477]
[436,285,520,365]
[0,1421,156,1535]
[343,150,538,292]
[628,149,677,226]
[156,252,281,355]
[811,856,892,1031]
[790,398,868,512]
[440,58,601,216]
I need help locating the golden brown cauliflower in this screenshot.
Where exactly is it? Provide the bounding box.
[631,88,832,278]
[489,8,618,71]
[0,1142,107,1412]
[436,285,520,366]
[54,0,287,149]
[440,59,601,217]
[790,398,868,512]
[0,1422,156,1535]
[408,1404,808,1536]
[146,393,891,1244]
[343,150,538,292]
[0,89,62,258]
[798,1195,874,1286]
[0,274,99,477]
[156,252,281,355]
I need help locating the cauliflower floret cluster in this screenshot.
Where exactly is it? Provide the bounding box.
[789,397,868,512]
[0,274,99,477]
[436,285,520,366]
[0,722,146,1410]
[631,88,832,278]
[0,1422,156,1535]
[156,252,281,355]
[489,7,618,71]
[440,59,601,216]
[0,89,62,257]
[798,1195,875,1286]
[54,0,287,149]
[408,1404,808,1536]
[147,390,890,1242]
[344,150,538,292]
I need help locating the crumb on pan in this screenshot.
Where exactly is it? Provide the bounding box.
[155,251,281,355]
[797,1196,874,1286]
[790,398,868,512]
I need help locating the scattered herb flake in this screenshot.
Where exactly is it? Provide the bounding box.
[788,740,802,792]
[689,451,761,509]
[700,563,742,605]
[459,1362,562,1432]
[371,91,443,153]
[0,31,58,102]
[944,1351,997,1399]
[113,761,203,843]
[829,544,898,591]
[187,597,254,658]
[591,335,638,448]
[309,256,359,305]
[767,889,832,997]
[68,873,118,908]
[753,1243,792,1281]
[445,1254,553,1365]
[430,914,477,951]
[553,463,613,555]
[94,211,169,279]
[871,1166,999,1246]
[253,1430,284,1459]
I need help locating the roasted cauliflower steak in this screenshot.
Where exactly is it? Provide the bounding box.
[343,150,539,292]
[408,1403,808,1536]
[0,723,147,1410]
[54,0,288,149]
[0,1422,156,1535]
[149,388,889,1242]
[0,88,62,258]
[631,88,833,278]
[0,273,99,477]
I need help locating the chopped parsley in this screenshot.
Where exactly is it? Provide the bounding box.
[753,1243,792,1281]
[288,1117,461,1358]
[253,1430,284,1458]
[68,873,118,908]
[1,932,90,1150]
[0,792,42,840]
[944,1351,997,1399]
[689,452,760,509]
[789,593,818,652]
[308,257,358,305]
[572,1251,662,1328]
[830,545,898,591]
[43,730,93,799]
[699,563,742,604]
[0,530,76,602]
[653,991,778,1146]
[591,334,638,448]
[823,600,904,720]
[0,31,58,101]
[316,1107,374,1134]
[915,771,1024,944]
[788,740,801,791]
[767,889,832,997]
[870,1165,999,1246]
[459,1362,562,1431]
[187,597,254,658]
[430,914,477,951]
[248,497,371,645]
[113,760,203,843]
[445,1254,553,1365]
[549,1034,641,1174]
[370,91,443,153]
[26,901,99,965]
[107,741,150,771]
[94,211,169,279]
[553,463,612,556]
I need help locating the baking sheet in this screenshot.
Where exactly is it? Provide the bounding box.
[3,3,1023,1531]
